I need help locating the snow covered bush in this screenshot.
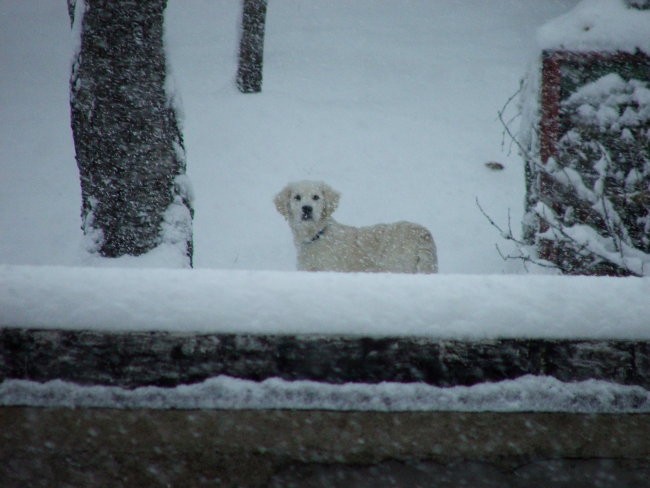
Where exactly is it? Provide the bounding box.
[523,69,650,276]
[554,74,649,264]
[491,0,650,276]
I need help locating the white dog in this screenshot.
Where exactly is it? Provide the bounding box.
[274,181,437,273]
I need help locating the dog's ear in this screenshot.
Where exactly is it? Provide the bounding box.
[321,183,340,219]
[274,186,292,220]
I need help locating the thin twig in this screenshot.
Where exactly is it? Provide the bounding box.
[476,198,561,272]
[490,87,647,276]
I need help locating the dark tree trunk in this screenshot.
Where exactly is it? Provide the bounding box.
[70,0,193,265]
[236,0,268,93]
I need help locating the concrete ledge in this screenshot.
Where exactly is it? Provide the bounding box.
[3,328,650,485]
[2,408,650,487]
[2,328,650,388]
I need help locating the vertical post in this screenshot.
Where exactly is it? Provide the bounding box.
[236,0,268,93]
[537,51,563,262]
[539,50,561,166]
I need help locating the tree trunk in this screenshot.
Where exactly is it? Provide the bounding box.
[70,0,193,265]
[236,0,268,93]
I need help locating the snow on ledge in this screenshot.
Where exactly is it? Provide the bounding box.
[1,375,649,412]
[1,265,649,339]
[537,0,650,53]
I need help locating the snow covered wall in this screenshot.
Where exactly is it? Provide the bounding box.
[2,264,649,413]
[2,265,649,338]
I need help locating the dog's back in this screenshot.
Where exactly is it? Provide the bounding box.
[299,220,437,274]
[355,221,437,274]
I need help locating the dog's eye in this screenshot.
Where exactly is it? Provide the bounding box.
[312,195,320,201]
[294,195,301,201]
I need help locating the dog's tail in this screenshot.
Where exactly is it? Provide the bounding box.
[416,230,438,273]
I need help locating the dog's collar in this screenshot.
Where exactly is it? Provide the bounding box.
[308,226,327,243]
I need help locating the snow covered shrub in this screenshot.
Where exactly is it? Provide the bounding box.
[519,52,650,276]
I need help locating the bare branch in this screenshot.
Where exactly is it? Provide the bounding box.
[494,84,647,277]
[476,198,563,273]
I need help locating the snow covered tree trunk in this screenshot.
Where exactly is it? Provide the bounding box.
[70,0,193,266]
[236,0,267,93]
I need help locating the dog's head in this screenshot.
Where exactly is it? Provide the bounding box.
[274,181,340,232]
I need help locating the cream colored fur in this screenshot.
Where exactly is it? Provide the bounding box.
[275,181,437,273]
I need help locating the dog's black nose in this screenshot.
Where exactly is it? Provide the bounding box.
[301,205,313,220]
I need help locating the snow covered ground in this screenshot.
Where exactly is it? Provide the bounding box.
[0,0,582,273]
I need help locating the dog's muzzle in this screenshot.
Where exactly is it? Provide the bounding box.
[301,205,313,221]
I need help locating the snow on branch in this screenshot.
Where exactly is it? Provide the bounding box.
[488,70,650,277]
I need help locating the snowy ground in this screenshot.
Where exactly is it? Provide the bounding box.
[0,0,581,273]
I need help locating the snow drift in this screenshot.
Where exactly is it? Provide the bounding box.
[3,375,650,412]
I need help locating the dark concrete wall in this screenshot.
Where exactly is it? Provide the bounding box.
[2,328,650,389]
[2,328,650,486]
[2,408,650,487]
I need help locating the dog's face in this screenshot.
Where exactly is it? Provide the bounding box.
[275,181,340,230]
